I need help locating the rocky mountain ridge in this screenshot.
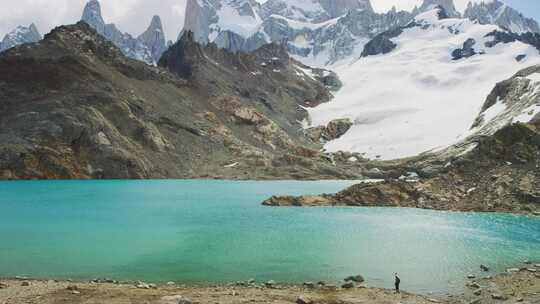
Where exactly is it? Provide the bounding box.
[0,22,365,180]
[80,0,167,65]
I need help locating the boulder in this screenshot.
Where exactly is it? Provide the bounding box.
[344,275,365,283]
[66,285,79,291]
[341,282,355,289]
[265,280,276,288]
[325,119,353,140]
[135,281,150,289]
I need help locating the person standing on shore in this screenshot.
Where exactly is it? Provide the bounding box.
[394,273,401,293]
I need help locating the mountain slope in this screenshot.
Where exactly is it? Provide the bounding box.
[0,22,362,180]
[306,8,540,160]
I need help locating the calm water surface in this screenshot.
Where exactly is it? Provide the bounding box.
[0,180,539,294]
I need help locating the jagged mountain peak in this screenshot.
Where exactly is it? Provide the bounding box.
[0,23,42,52]
[419,0,460,18]
[80,0,168,65]
[81,0,105,35]
[138,15,167,63]
[464,0,540,34]
[260,0,372,22]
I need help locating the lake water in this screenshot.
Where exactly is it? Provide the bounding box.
[0,180,539,294]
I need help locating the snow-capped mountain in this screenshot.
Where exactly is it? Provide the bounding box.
[181,0,540,67]
[81,0,167,65]
[306,7,540,160]
[0,24,41,52]
[182,0,418,65]
[464,0,540,34]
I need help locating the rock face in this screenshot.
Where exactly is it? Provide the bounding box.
[81,0,166,64]
[451,38,477,60]
[0,24,41,52]
[471,65,540,135]
[0,22,364,180]
[464,0,540,34]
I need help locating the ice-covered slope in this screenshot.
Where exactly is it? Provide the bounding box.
[307,8,540,160]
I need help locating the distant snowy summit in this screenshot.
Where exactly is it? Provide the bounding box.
[81,0,168,65]
[0,24,41,52]
[181,0,540,66]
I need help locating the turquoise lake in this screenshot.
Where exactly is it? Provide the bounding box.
[0,180,539,294]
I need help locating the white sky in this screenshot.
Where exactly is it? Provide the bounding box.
[0,0,500,41]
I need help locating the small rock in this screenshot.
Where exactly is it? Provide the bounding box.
[303,282,315,289]
[468,299,481,304]
[265,280,276,288]
[148,283,157,289]
[344,275,365,283]
[166,281,176,286]
[316,281,326,286]
[507,268,520,273]
[524,260,531,264]
[491,293,505,300]
[297,295,314,304]
[480,265,489,272]
[21,281,30,287]
[135,281,150,289]
[527,268,537,273]
[467,274,476,279]
[535,264,540,268]
[473,289,482,296]
[0,283,8,289]
[468,282,480,289]
[516,297,524,302]
[66,285,78,291]
[160,295,192,304]
[247,278,255,284]
[72,290,81,295]
[341,282,355,289]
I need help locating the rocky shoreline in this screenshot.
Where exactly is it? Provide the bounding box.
[1,262,538,304]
